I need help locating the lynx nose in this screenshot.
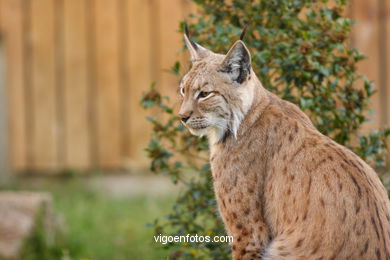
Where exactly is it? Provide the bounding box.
[179,103,193,123]
[179,114,190,123]
[179,110,192,123]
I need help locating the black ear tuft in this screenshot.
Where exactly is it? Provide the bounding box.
[184,21,190,37]
[219,41,251,84]
[239,25,248,41]
[183,21,198,51]
[183,22,211,62]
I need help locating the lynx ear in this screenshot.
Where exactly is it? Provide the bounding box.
[219,40,251,84]
[183,23,210,62]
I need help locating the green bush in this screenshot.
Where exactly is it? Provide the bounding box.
[142,0,390,258]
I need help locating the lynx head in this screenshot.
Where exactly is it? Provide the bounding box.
[178,27,257,144]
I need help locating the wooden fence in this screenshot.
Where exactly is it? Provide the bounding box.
[350,0,390,164]
[0,0,388,173]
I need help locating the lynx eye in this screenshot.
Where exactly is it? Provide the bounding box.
[198,91,210,99]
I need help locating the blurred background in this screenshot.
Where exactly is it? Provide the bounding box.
[0,0,388,174]
[0,0,388,259]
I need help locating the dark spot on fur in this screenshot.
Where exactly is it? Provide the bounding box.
[319,198,325,208]
[294,122,298,133]
[355,201,361,214]
[323,175,332,190]
[295,239,304,248]
[311,243,321,255]
[331,240,345,259]
[312,158,327,172]
[286,228,294,235]
[348,173,362,197]
[360,240,369,256]
[342,209,347,222]
[289,143,306,162]
[340,162,348,171]
[376,249,381,260]
[375,205,384,233]
[371,216,380,240]
[306,176,312,194]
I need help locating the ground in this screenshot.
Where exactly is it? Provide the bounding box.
[0,173,178,260]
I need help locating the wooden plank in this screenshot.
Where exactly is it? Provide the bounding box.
[0,0,27,171]
[54,0,65,168]
[384,0,390,163]
[126,0,154,169]
[350,0,381,132]
[94,0,121,169]
[30,0,58,170]
[118,0,129,165]
[86,0,98,169]
[157,0,184,99]
[63,0,90,169]
[378,0,389,127]
[0,20,9,179]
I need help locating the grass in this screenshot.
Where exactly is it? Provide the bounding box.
[1,175,176,260]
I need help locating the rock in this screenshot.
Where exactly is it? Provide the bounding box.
[0,192,53,259]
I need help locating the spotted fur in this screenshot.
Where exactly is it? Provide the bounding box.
[179,34,390,260]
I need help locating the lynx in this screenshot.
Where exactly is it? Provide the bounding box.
[178,27,390,260]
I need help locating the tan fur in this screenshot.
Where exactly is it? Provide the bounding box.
[179,38,390,259]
